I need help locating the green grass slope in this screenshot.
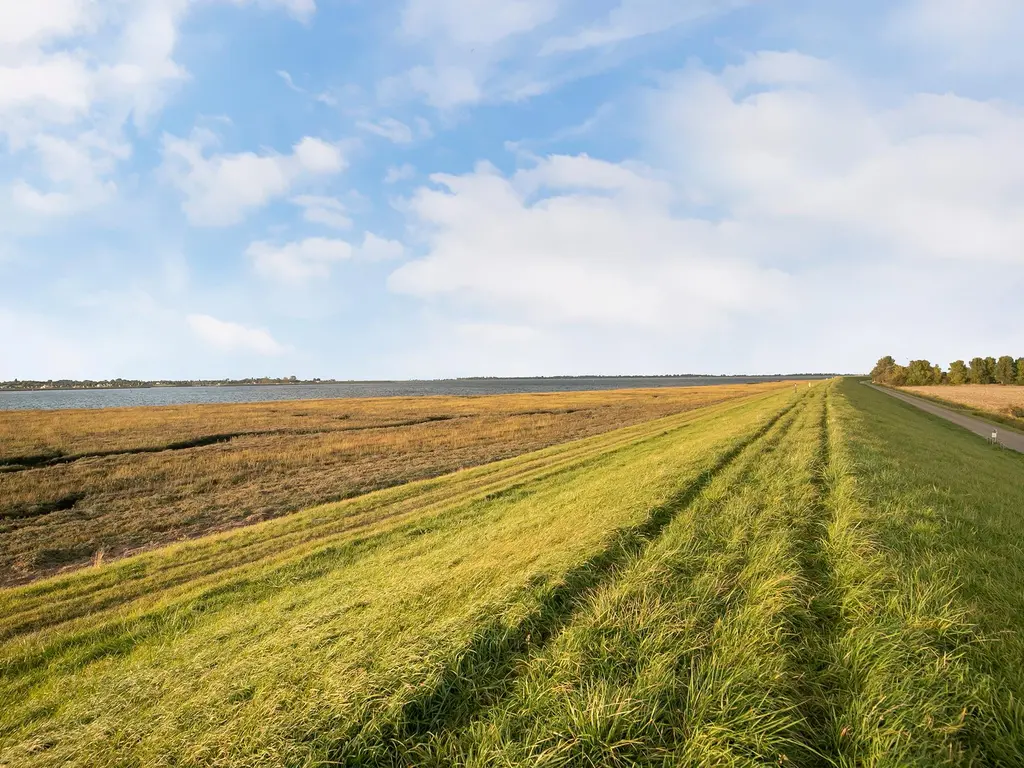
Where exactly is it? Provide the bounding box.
[2,379,1024,767]
[833,379,1024,765]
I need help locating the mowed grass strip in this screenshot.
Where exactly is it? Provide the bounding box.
[0,388,795,767]
[0,384,787,585]
[778,381,981,766]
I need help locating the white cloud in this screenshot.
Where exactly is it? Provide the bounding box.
[381,58,559,111]
[547,102,615,142]
[10,183,87,216]
[650,53,1024,264]
[401,65,484,110]
[292,136,346,173]
[11,132,131,215]
[542,0,745,54]
[186,313,286,355]
[359,232,404,261]
[514,152,670,200]
[384,163,417,184]
[246,233,402,282]
[0,0,195,149]
[162,130,348,226]
[247,237,354,282]
[282,0,316,19]
[385,0,745,111]
[0,0,318,218]
[276,68,338,105]
[0,0,95,47]
[719,50,838,90]
[390,0,736,110]
[0,54,96,129]
[387,52,1024,374]
[387,0,559,110]
[890,0,1024,73]
[277,69,301,91]
[357,117,415,144]
[389,156,787,329]
[291,195,352,229]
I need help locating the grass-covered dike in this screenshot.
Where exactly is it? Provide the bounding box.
[2,379,1023,766]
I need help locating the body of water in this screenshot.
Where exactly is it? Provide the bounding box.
[0,376,823,411]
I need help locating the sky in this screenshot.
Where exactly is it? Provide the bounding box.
[2,0,1023,380]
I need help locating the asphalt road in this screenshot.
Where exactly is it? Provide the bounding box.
[867,384,1024,454]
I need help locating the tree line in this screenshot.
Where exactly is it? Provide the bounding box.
[871,356,1024,386]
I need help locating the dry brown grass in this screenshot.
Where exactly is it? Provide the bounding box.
[902,385,1024,427]
[0,383,789,585]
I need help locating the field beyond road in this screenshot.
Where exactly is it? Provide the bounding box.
[873,385,1024,453]
[902,384,1024,431]
[3,379,1024,766]
[0,383,787,585]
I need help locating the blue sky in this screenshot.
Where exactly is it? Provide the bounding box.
[2,0,1023,379]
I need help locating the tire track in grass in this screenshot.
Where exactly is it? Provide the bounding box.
[787,382,846,763]
[641,389,822,767]
[797,381,984,766]
[398,390,816,767]
[328,396,810,765]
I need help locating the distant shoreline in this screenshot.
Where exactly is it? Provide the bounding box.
[0,373,839,394]
[0,382,328,393]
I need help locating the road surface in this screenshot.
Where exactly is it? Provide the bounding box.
[867,384,1024,454]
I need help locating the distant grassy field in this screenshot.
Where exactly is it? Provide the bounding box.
[0,383,784,585]
[2,379,1023,766]
[902,384,1024,431]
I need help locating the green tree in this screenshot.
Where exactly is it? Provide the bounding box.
[969,357,991,384]
[995,356,1017,385]
[906,359,935,386]
[984,357,997,382]
[870,356,896,383]
[1017,358,1024,385]
[948,360,968,385]
[932,364,944,384]
[888,364,909,386]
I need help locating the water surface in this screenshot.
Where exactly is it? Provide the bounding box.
[0,376,815,411]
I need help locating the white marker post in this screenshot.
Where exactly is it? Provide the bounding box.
[992,429,999,444]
